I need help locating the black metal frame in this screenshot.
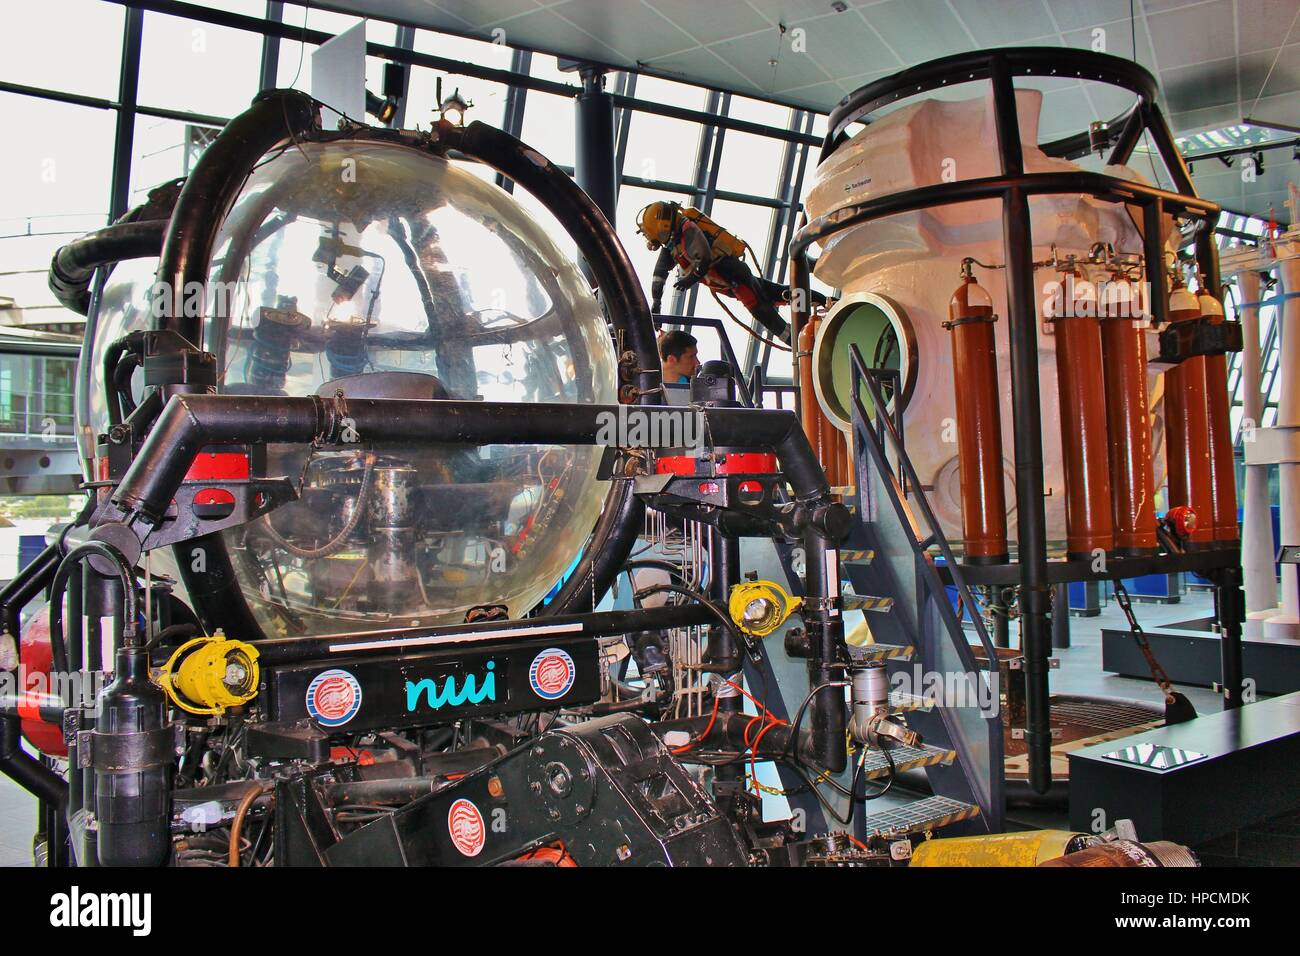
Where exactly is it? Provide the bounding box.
[790,48,1246,796]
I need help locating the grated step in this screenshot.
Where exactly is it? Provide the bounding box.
[860,795,980,838]
[887,691,933,713]
[857,743,955,780]
[841,594,894,612]
[851,643,913,662]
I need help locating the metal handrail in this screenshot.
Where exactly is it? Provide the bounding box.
[847,343,1002,680]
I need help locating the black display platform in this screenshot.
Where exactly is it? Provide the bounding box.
[1068,692,1300,845]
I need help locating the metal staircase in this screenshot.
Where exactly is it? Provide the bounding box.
[835,344,1006,838]
[689,336,1004,842]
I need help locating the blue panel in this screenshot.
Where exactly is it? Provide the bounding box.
[18,534,45,572]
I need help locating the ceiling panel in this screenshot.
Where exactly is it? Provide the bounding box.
[423,0,534,28]
[1058,19,1154,69]
[709,31,832,94]
[1239,0,1300,54]
[639,0,774,46]
[859,0,979,62]
[796,13,901,74]
[1147,2,1236,69]
[953,4,1058,46]
[549,0,696,61]
[1045,0,1136,31]
[1162,56,1240,112]
[1039,85,1095,138]
[480,8,623,62]
[1239,43,1300,101]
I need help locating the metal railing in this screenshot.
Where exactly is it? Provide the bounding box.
[847,343,1004,827]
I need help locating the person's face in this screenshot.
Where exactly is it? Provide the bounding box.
[665,346,699,382]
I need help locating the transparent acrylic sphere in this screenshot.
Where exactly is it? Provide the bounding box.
[87,140,617,636]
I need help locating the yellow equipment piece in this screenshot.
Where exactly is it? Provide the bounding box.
[635,201,678,247]
[635,202,749,260]
[158,634,260,716]
[729,580,802,637]
[909,830,1087,867]
[679,206,748,260]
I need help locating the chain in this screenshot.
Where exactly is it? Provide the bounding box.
[1112,579,1178,705]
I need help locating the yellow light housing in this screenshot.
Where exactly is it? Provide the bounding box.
[158,635,260,716]
[728,580,802,637]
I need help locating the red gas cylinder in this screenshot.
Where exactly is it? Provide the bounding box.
[1163,278,1215,547]
[799,314,844,487]
[17,605,68,758]
[798,315,827,474]
[1049,267,1114,558]
[1197,285,1238,543]
[946,266,1008,563]
[1100,275,1158,554]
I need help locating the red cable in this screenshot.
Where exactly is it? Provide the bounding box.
[749,715,784,794]
[672,694,721,755]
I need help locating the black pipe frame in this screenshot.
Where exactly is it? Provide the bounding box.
[792,47,1240,794]
[226,603,717,668]
[105,395,830,526]
[92,391,848,768]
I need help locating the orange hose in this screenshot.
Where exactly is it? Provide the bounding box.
[228,782,269,868]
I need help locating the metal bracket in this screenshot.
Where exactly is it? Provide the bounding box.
[1011,727,1063,739]
[138,477,299,551]
[62,708,82,746]
[1008,657,1060,670]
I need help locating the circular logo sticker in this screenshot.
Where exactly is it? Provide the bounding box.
[529,647,576,700]
[305,669,362,727]
[447,798,486,857]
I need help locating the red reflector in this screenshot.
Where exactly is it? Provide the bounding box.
[186,451,250,481]
[656,455,700,475]
[194,488,236,507]
[738,480,763,493]
[698,481,720,495]
[717,452,777,475]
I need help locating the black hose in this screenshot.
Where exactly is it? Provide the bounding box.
[144,622,200,652]
[103,332,145,427]
[153,89,319,348]
[632,582,742,651]
[48,220,168,316]
[258,453,375,559]
[48,542,140,676]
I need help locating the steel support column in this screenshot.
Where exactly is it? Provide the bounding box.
[671,91,724,318]
[258,1,283,92]
[575,64,617,226]
[990,55,1053,794]
[495,49,531,194]
[108,6,143,222]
